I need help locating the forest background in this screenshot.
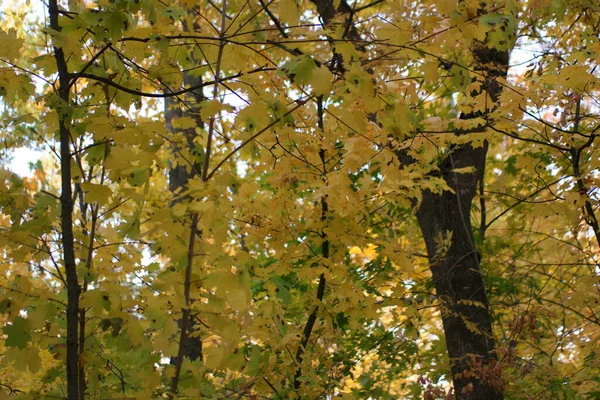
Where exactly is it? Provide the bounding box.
[0,0,599,399]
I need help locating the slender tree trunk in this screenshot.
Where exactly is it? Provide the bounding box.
[293,97,328,391]
[166,4,227,393]
[570,99,600,248]
[49,1,80,398]
[164,19,205,364]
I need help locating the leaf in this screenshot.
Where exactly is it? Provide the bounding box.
[81,182,113,206]
[172,116,198,129]
[203,339,225,369]
[335,42,359,62]
[0,29,24,61]
[84,142,109,166]
[229,289,248,311]
[0,70,35,99]
[422,60,439,84]
[3,317,32,349]
[99,317,124,337]
[279,0,300,26]
[125,167,151,186]
[479,13,511,26]
[310,66,333,96]
[117,214,141,239]
[451,166,475,174]
[25,346,42,373]
[200,99,233,119]
[450,64,470,90]
[271,276,291,304]
[3,346,42,373]
[279,56,317,85]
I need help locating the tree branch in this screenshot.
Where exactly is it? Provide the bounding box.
[293,96,328,391]
[74,67,274,99]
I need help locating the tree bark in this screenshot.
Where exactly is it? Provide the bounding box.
[416,43,509,400]
[49,1,80,398]
[417,142,502,399]
[164,12,204,365]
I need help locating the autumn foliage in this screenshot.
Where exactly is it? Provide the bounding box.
[0,0,599,399]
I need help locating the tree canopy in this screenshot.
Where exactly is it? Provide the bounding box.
[0,0,599,399]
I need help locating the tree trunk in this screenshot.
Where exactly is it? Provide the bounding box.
[416,43,509,399]
[416,141,502,399]
[309,1,510,398]
[49,1,81,398]
[164,12,204,364]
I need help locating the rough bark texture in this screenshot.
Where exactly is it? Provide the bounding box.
[416,43,509,399]
[164,14,204,364]
[416,142,501,400]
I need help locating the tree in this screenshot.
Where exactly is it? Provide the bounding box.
[0,0,599,399]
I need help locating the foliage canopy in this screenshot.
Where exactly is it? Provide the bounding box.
[0,0,599,399]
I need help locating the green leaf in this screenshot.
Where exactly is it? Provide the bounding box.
[118,213,141,239]
[125,167,151,186]
[279,56,317,85]
[479,13,510,26]
[84,142,109,166]
[270,276,291,304]
[3,317,32,349]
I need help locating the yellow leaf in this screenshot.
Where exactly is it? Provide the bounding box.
[171,116,198,129]
[564,191,587,207]
[310,65,333,96]
[458,21,487,42]
[104,146,136,170]
[81,183,113,206]
[340,109,367,132]
[422,116,444,132]
[335,42,359,63]
[229,289,248,311]
[423,60,439,83]
[279,0,300,26]
[203,337,225,369]
[0,29,24,61]
[200,99,232,119]
[451,166,475,174]
[376,24,411,46]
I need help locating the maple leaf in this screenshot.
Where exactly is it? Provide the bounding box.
[1,0,599,399]
[279,56,317,85]
[81,182,113,206]
[0,29,23,61]
[3,317,32,349]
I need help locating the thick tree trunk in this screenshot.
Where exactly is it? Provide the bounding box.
[416,142,502,400]
[309,1,510,398]
[416,43,509,399]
